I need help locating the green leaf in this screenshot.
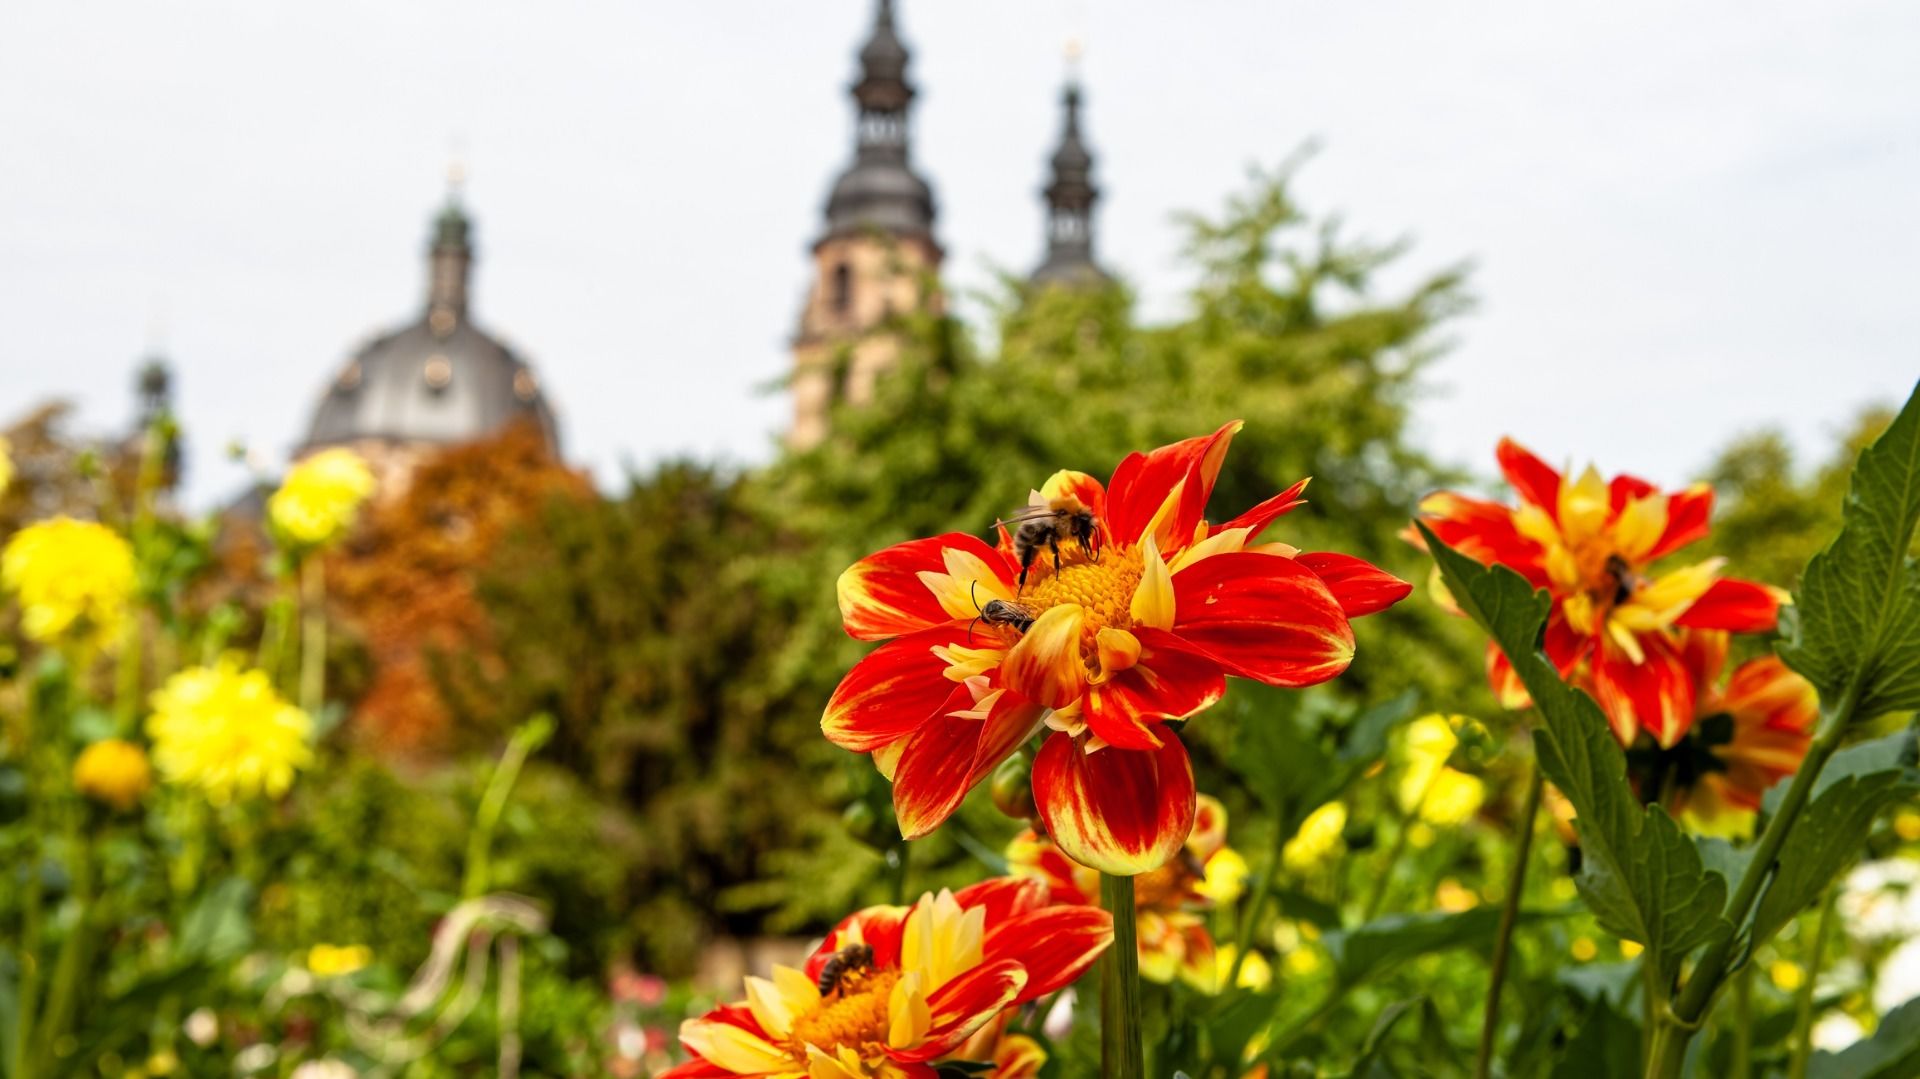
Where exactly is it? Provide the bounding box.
[1553,998,1645,1079]
[1780,379,1920,719]
[1233,689,1419,841]
[1323,906,1528,987]
[1751,730,1920,945]
[175,877,254,963]
[1345,996,1423,1078]
[1808,993,1920,1079]
[1206,990,1280,1072]
[1419,523,1731,974]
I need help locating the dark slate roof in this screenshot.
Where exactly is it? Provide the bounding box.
[821,0,937,243]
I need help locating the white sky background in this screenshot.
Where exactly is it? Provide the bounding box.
[1,1,1915,508]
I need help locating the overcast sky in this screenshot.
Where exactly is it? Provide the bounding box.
[2,1,1915,508]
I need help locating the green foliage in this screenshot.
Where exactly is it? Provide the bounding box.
[446,462,846,968]
[1751,730,1920,946]
[1231,688,1419,840]
[1779,380,1920,718]
[1418,523,1729,976]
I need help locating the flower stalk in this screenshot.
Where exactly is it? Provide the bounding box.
[1101,872,1145,1079]
[1646,683,1859,1078]
[1476,758,1543,1079]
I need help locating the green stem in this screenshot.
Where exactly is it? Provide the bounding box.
[12,682,44,1079]
[462,717,554,900]
[1270,986,1349,1056]
[1227,813,1291,990]
[297,555,327,716]
[1730,962,1753,1079]
[1649,685,1859,1078]
[1475,760,1543,1079]
[1787,886,1840,1079]
[35,826,94,1073]
[1100,873,1144,1079]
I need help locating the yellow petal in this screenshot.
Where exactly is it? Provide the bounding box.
[1610,495,1668,563]
[1168,526,1249,575]
[917,547,1015,621]
[680,1017,793,1074]
[873,739,906,781]
[1557,465,1609,543]
[1001,604,1089,709]
[887,970,932,1050]
[745,974,802,1040]
[1094,628,1142,682]
[1130,535,1175,631]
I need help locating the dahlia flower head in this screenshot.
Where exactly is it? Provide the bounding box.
[146,657,314,804]
[1008,793,1250,991]
[661,879,1110,1079]
[1,516,137,648]
[268,447,376,550]
[826,422,1410,875]
[1412,438,1786,750]
[72,737,154,811]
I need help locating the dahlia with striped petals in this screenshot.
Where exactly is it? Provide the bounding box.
[826,422,1409,875]
[1629,629,1815,835]
[660,879,1109,1078]
[1411,438,1784,748]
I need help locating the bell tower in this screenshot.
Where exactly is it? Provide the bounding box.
[789,0,942,450]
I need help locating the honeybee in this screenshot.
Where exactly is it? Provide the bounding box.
[816,942,875,997]
[1605,554,1640,605]
[968,583,1037,643]
[995,502,1101,591]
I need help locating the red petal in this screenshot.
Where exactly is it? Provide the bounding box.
[1214,477,1311,542]
[1485,643,1532,711]
[1495,437,1561,514]
[1647,485,1714,561]
[1591,631,1695,748]
[1607,474,1658,515]
[891,959,1028,1062]
[1033,735,1196,876]
[1294,551,1413,618]
[655,1062,738,1079]
[1083,630,1225,749]
[839,533,1012,641]
[984,904,1113,1002]
[1105,422,1241,550]
[1047,470,1109,519]
[1409,493,1549,586]
[812,903,911,982]
[1170,552,1355,687]
[1678,628,1729,691]
[953,876,1050,924]
[893,689,1047,839]
[822,625,972,752]
[1674,577,1781,633]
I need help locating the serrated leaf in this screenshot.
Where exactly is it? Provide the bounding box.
[1751,731,1920,945]
[1780,379,1920,719]
[1419,525,1731,973]
[1808,993,1920,1079]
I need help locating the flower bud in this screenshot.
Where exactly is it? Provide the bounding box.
[991,751,1036,822]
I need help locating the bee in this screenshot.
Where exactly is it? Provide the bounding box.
[995,503,1102,592]
[816,942,875,998]
[967,582,1037,643]
[1605,554,1641,606]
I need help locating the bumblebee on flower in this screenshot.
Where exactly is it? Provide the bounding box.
[826,422,1410,875]
[660,879,1110,1078]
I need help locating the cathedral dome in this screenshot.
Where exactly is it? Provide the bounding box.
[302,194,558,455]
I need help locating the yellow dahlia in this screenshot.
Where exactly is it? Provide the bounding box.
[147,659,313,803]
[72,737,153,811]
[268,448,375,550]
[2,516,136,647]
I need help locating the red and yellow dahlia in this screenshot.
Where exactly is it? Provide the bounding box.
[826,422,1410,875]
[1627,629,1815,834]
[1008,794,1248,990]
[1412,438,1784,748]
[661,879,1109,1078]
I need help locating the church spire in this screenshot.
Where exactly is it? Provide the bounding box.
[426,162,473,323]
[822,0,936,241]
[1032,67,1109,287]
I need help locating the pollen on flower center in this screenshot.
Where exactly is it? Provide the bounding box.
[1024,546,1145,659]
[786,968,900,1058]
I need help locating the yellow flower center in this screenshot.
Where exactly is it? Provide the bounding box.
[787,968,900,1059]
[1024,546,1145,667]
